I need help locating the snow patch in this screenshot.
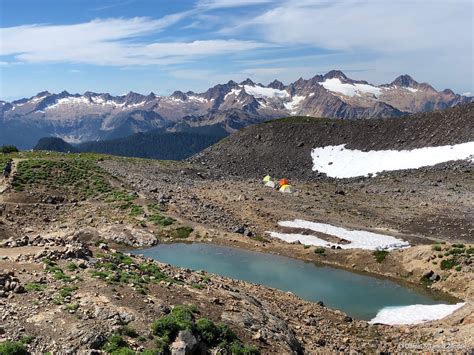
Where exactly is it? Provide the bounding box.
[167,97,185,103]
[284,95,306,113]
[370,303,465,325]
[125,101,146,108]
[311,142,474,178]
[320,78,381,98]
[30,96,44,103]
[58,135,86,144]
[188,96,207,103]
[224,88,241,100]
[46,96,91,109]
[406,87,419,93]
[268,219,409,250]
[243,85,289,99]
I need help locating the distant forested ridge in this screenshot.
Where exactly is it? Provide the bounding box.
[34,128,228,160]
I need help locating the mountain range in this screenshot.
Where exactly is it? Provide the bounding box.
[1,70,472,149]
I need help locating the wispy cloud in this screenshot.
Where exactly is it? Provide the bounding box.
[197,0,276,10]
[226,0,471,53]
[90,0,137,12]
[0,16,269,66]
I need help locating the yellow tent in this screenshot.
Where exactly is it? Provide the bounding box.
[262,175,272,183]
[279,184,294,193]
[265,180,276,188]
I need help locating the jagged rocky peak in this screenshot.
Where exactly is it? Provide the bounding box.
[442,89,455,96]
[83,91,99,99]
[202,81,238,100]
[323,70,348,81]
[391,74,418,87]
[123,91,146,103]
[36,90,52,98]
[268,79,285,90]
[171,90,188,101]
[56,90,72,98]
[240,78,256,86]
[146,92,157,100]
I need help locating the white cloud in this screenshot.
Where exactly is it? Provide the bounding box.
[0,16,268,66]
[235,0,472,53]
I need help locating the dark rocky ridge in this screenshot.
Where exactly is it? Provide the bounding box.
[191,103,474,180]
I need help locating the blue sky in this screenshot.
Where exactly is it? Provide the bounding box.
[0,0,472,100]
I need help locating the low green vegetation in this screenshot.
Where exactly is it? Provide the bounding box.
[19,336,34,345]
[107,190,136,203]
[150,305,259,354]
[24,282,47,292]
[54,286,78,305]
[119,325,139,338]
[446,247,466,256]
[431,244,442,251]
[91,252,173,294]
[147,202,164,212]
[0,145,19,154]
[373,250,389,263]
[251,235,269,243]
[147,214,175,227]
[0,341,29,355]
[129,204,144,217]
[66,303,80,311]
[102,334,131,354]
[170,226,194,239]
[42,259,73,282]
[440,258,458,270]
[98,305,259,354]
[0,156,12,169]
[314,247,325,255]
[13,157,112,199]
[66,262,78,271]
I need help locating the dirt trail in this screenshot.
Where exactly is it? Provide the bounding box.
[0,158,20,196]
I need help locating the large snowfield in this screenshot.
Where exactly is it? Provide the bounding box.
[369,303,466,325]
[268,219,409,250]
[311,142,474,178]
[243,85,289,99]
[319,78,382,97]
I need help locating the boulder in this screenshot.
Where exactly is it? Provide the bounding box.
[169,330,199,355]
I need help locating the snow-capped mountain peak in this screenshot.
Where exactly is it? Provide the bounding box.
[1,70,472,148]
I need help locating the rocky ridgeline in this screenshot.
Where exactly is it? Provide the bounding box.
[0,271,25,297]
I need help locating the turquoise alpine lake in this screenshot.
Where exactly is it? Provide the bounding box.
[133,243,454,320]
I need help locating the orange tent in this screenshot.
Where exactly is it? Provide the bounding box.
[279,178,289,186]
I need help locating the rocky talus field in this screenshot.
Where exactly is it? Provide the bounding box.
[0,145,472,354]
